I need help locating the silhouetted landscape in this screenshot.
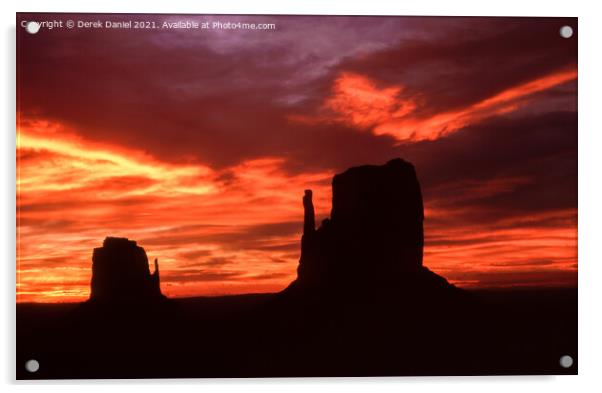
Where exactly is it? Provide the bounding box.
[16,159,577,379]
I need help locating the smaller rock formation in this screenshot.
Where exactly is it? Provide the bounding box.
[89,237,163,303]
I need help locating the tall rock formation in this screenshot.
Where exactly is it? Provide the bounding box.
[89,237,163,303]
[288,158,452,295]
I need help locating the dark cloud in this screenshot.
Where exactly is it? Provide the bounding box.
[180,250,214,264]
[489,259,556,267]
[247,272,291,280]
[141,221,302,251]
[18,14,576,175]
[17,14,578,294]
[400,111,577,228]
[447,268,577,288]
[163,270,243,283]
[341,17,577,116]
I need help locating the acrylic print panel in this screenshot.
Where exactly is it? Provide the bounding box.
[16,13,577,379]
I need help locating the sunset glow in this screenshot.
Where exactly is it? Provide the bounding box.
[17,15,577,302]
[17,122,334,301]
[16,117,577,301]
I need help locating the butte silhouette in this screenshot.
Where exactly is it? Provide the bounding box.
[82,158,461,307]
[281,158,459,303]
[73,236,170,327]
[17,158,577,379]
[88,236,164,304]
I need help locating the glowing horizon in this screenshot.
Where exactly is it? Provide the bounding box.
[16,15,577,303]
[16,111,577,302]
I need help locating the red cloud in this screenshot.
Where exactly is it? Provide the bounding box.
[303,68,577,142]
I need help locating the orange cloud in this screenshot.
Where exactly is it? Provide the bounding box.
[16,120,577,302]
[309,68,577,142]
[425,219,577,288]
[17,121,332,302]
[323,72,416,128]
[377,68,577,141]
[423,201,577,289]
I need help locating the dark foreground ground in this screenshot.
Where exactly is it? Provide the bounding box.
[16,288,577,379]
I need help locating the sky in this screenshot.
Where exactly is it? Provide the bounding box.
[16,14,578,302]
